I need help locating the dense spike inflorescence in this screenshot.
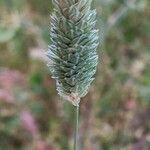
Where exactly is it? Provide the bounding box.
[47,0,99,106]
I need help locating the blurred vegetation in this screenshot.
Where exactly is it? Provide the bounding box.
[0,0,150,150]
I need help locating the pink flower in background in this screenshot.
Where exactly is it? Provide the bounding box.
[0,69,25,103]
[20,111,38,137]
[20,111,55,150]
[37,141,48,150]
[30,47,49,62]
[0,69,25,89]
[0,89,14,103]
[37,141,55,150]
[125,99,137,110]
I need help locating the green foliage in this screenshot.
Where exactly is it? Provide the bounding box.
[0,28,17,43]
[47,0,99,106]
[0,0,26,11]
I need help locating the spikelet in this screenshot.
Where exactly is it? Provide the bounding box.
[47,0,99,106]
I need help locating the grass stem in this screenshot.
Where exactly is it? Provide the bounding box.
[74,106,79,150]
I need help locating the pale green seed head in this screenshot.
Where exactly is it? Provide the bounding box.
[47,0,99,106]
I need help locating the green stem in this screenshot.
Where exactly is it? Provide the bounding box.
[74,106,79,150]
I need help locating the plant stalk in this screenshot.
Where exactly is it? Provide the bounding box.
[74,106,79,150]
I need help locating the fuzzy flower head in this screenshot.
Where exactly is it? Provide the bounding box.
[47,0,99,106]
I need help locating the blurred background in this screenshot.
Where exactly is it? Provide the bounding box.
[0,0,149,149]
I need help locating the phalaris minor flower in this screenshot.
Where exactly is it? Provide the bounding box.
[47,0,99,107]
